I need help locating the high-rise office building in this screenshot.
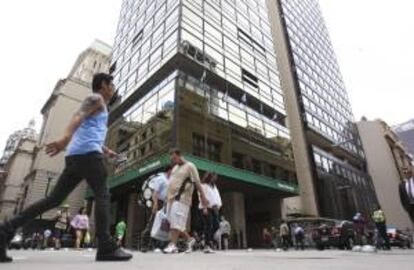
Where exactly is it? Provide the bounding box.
[268,0,378,219]
[105,0,299,248]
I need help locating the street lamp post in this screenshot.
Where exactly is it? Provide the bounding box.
[40,173,53,220]
[45,177,52,197]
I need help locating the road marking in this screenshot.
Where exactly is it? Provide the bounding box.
[13,256,27,261]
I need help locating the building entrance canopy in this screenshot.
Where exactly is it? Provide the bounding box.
[86,153,298,198]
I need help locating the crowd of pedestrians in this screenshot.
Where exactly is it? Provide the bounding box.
[148,149,231,254]
[260,206,402,252]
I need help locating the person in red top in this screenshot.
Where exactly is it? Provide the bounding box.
[262,228,272,249]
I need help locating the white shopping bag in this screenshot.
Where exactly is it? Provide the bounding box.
[150,208,170,241]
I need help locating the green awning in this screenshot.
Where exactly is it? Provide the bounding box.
[86,153,298,198]
[183,155,299,194]
[107,154,171,190]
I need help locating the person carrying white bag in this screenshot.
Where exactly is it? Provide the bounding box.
[151,207,170,242]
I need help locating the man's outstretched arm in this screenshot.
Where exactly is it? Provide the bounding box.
[45,95,104,157]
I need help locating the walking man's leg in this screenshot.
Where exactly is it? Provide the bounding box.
[84,154,132,261]
[1,164,82,262]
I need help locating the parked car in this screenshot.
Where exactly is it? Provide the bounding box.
[387,228,412,249]
[23,232,43,250]
[287,217,355,250]
[312,223,332,250]
[287,217,336,249]
[330,220,355,250]
[61,233,75,248]
[9,233,24,250]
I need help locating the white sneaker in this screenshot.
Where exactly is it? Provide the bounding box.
[185,238,196,254]
[204,246,215,254]
[163,244,179,254]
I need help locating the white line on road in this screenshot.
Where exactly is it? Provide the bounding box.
[13,256,27,261]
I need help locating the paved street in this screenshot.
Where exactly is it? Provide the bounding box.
[3,249,414,270]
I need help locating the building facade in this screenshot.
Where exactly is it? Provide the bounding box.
[394,119,414,157]
[267,0,378,219]
[0,137,37,219]
[0,120,37,169]
[19,40,112,225]
[105,0,299,248]
[357,119,413,230]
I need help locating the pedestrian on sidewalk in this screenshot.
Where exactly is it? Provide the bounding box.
[163,149,209,254]
[353,212,366,245]
[293,224,305,250]
[216,215,231,250]
[71,207,89,249]
[0,73,132,263]
[270,226,279,249]
[262,228,272,249]
[372,205,391,250]
[199,172,222,253]
[115,219,127,247]
[141,166,173,252]
[280,220,290,251]
[400,166,414,222]
[53,205,71,250]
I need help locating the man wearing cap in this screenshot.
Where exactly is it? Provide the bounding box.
[0,73,132,262]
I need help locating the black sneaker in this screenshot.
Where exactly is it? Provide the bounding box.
[0,222,14,263]
[96,240,133,262]
[96,248,133,261]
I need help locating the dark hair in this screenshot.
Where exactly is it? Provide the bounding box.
[165,164,174,172]
[78,207,86,214]
[211,172,218,184]
[92,73,113,93]
[169,148,181,156]
[202,172,214,184]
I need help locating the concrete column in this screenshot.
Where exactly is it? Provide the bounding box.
[125,192,141,248]
[266,0,319,216]
[222,192,247,249]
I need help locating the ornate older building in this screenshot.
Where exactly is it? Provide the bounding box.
[18,40,112,230]
[0,133,37,219]
[357,118,413,230]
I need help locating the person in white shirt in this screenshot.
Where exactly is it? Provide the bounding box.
[151,166,173,214]
[199,172,222,253]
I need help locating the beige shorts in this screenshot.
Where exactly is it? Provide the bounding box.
[167,200,190,232]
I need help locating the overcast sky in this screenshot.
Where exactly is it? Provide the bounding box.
[0,0,413,153]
